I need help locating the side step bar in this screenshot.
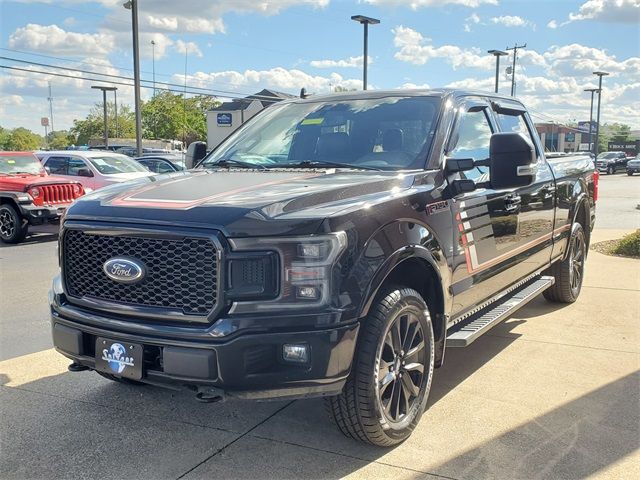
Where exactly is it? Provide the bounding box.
[446,275,555,347]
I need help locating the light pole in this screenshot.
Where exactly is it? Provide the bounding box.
[351,15,380,90]
[593,71,609,156]
[583,88,599,155]
[488,50,508,93]
[91,85,117,148]
[113,88,118,139]
[124,0,143,157]
[151,40,156,97]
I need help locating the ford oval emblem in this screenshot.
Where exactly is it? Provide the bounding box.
[103,257,145,284]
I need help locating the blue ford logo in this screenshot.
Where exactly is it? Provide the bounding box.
[103,257,145,284]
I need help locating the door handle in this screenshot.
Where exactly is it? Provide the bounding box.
[504,195,522,212]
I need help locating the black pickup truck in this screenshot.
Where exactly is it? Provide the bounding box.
[50,89,597,446]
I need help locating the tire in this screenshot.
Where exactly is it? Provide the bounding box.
[0,204,28,244]
[607,165,614,175]
[543,223,586,303]
[326,287,435,446]
[628,171,633,176]
[96,371,145,386]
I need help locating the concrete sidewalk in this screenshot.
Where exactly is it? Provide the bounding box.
[1,230,638,480]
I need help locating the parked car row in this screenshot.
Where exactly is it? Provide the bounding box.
[595,151,633,175]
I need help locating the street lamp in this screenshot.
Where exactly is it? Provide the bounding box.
[151,40,156,98]
[488,50,508,93]
[583,88,599,155]
[351,15,380,90]
[124,0,143,157]
[593,71,609,156]
[91,85,117,148]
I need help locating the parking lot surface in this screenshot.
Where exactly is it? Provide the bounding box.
[1,173,639,479]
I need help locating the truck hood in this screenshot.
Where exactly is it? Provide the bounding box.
[66,168,417,237]
[0,173,81,191]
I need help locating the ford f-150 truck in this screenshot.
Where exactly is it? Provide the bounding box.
[50,89,596,446]
[1,151,85,243]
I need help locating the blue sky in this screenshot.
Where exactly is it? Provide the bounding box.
[1,0,639,134]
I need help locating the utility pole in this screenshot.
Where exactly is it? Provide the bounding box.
[113,88,119,139]
[47,83,54,133]
[351,15,380,90]
[183,47,188,146]
[92,85,117,148]
[124,0,143,156]
[593,71,609,156]
[151,39,157,139]
[488,50,508,93]
[506,43,526,97]
[583,88,599,155]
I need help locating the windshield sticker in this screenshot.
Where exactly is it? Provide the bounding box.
[301,118,324,125]
[7,160,15,164]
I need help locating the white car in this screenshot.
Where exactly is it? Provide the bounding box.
[37,151,154,191]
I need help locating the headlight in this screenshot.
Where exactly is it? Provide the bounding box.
[228,232,347,313]
[29,187,40,199]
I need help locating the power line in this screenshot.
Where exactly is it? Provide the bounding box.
[0,57,286,103]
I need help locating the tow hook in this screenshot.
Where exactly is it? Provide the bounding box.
[68,362,90,372]
[195,387,225,403]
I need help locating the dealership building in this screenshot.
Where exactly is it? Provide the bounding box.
[206,89,295,149]
[534,122,595,153]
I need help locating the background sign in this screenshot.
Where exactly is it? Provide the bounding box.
[40,117,49,127]
[577,121,596,133]
[217,113,232,126]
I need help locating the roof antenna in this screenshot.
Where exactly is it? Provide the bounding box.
[300,87,310,99]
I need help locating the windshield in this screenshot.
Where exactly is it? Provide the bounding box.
[0,154,43,175]
[88,154,150,174]
[597,152,620,159]
[201,96,441,171]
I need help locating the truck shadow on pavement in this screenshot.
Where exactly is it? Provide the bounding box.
[2,314,637,479]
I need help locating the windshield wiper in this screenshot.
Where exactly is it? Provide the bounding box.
[276,160,382,171]
[204,159,266,170]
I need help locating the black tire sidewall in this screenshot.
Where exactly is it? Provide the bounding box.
[359,288,435,443]
[0,204,27,243]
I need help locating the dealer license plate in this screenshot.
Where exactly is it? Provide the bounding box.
[94,337,143,380]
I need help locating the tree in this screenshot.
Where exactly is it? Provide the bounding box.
[596,123,631,154]
[142,92,219,143]
[1,127,43,151]
[47,130,73,150]
[70,102,136,145]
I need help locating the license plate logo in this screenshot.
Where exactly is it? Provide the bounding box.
[101,342,135,374]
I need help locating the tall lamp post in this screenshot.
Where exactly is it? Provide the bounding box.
[583,88,599,155]
[91,85,117,148]
[488,50,508,93]
[113,87,119,139]
[351,15,380,90]
[124,0,143,157]
[593,71,609,157]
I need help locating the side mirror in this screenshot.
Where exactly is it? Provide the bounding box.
[185,141,207,169]
[77,168,94,177]
[489,132,536,190]
[44,166,51,174]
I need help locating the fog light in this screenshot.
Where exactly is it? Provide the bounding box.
[283,344,309,363]
[296,286,319,299]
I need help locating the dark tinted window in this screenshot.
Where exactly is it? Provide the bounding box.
[46,156,69,175]
[67,157,88,176]
[448,109,492,182]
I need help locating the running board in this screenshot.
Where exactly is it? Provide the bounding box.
[446,276,555,347]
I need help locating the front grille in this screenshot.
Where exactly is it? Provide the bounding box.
[63,230,218,316]
[41,184,77,205]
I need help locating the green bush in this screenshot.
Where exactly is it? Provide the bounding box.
[610,230,640,258]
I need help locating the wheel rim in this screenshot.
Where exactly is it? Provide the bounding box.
[569,229,585,293]
[376,311,426,425]
[0,210,15,238]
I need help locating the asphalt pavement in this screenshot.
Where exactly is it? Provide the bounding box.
[0,172,638,479]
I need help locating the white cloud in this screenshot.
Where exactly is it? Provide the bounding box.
[543,44,640,78]
[310,56,371,68]
[363,0,498,8]
[177,68,362,95]
[8,24,115,57]
[174,40,203,58]
[548,0,640,28]
[398,82,431,89]
[392,26,492,69]
[463,13,481,32]
[490,15,533,28]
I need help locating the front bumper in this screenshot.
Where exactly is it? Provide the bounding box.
[18,203,67,224]
[50,301,359,401]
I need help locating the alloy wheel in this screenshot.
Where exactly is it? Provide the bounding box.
[0,210,16,238]
[569,229,585,293]
[376,311,426,424]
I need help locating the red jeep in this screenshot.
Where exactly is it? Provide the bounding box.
[0,151,85,243]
